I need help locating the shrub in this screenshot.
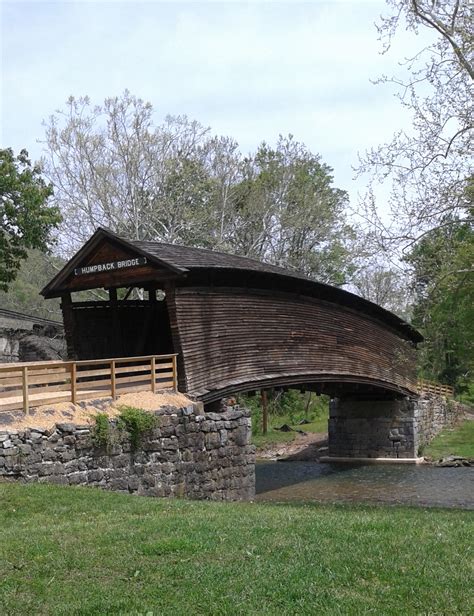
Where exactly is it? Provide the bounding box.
[117,406,159,450]
[92,413,111,448]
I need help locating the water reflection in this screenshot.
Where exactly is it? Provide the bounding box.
[256,461,474,509]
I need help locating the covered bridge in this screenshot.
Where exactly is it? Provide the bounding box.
[41,228,421,411]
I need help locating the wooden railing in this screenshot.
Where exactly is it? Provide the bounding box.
[417,378,454,398]
[0,354,178,414]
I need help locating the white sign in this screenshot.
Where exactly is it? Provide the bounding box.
[74,257,147,276]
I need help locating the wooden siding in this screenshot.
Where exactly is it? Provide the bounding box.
[172,287,418,400]
[41,229,423,403]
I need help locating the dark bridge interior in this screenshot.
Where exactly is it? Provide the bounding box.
[42,228,422,403]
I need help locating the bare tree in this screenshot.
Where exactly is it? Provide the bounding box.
[41,93,356,285]
[356,0,473,256]
[351,261,413,319]
[41,91,215,254]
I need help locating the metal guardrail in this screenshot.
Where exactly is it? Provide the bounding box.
[417,378,454,398]
[0,354,178,414]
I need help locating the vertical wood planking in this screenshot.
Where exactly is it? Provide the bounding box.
[109,288,120,357]
[165,285,187,392]
[61,292,77,360]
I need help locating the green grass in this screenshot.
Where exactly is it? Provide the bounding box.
[241,390,329,450]
[425,419,474,459]
[1,483,473,615]
[252,412,328,449]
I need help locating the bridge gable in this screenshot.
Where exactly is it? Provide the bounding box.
[41,229,184,298]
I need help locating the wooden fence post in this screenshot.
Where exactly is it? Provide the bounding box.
[71,362,77,404]
[110,360,116,399]
[261,389,268,435]
[172,355,178,391]
[151,357,156,394]
[22,366,29,415]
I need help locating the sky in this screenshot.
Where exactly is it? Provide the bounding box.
[1,0,430,208]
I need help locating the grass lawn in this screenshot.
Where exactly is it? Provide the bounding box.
[252,412,328,449]
[1,483,473,615]
[425,419,474,459]
[243,390,329,450]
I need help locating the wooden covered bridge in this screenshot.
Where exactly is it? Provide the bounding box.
[39,227,422,411]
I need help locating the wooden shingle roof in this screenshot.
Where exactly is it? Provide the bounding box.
[131,240,311,280]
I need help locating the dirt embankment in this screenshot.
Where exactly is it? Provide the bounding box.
[0,391,192,431]
[257,431,328,461]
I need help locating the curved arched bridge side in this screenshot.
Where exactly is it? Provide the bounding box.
[168,286,417,403]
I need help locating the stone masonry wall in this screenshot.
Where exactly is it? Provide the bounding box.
[329,394,466,459]
[414,393,466,453]
[0,328,65,363]
[0,333,20,363]
[0,310,65,363]
[329,397,417,458]
[0,403,255,501]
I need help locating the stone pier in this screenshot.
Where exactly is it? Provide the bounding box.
[328,393,466,460]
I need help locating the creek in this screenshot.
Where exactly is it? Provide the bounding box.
[255,460,474,509]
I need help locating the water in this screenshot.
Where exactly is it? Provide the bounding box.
[256,461,474,509]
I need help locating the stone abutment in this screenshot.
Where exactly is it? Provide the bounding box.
[0,403,255,501]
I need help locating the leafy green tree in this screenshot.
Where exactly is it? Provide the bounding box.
[229,136,354,285]
[0,148,60,291]
[42,94,356,285]
[152,155,218,247]
[407,218,473,390]
[0,249,64,319]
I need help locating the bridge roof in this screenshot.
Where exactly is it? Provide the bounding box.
[41,227,423,343]
[131,239,313,280]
